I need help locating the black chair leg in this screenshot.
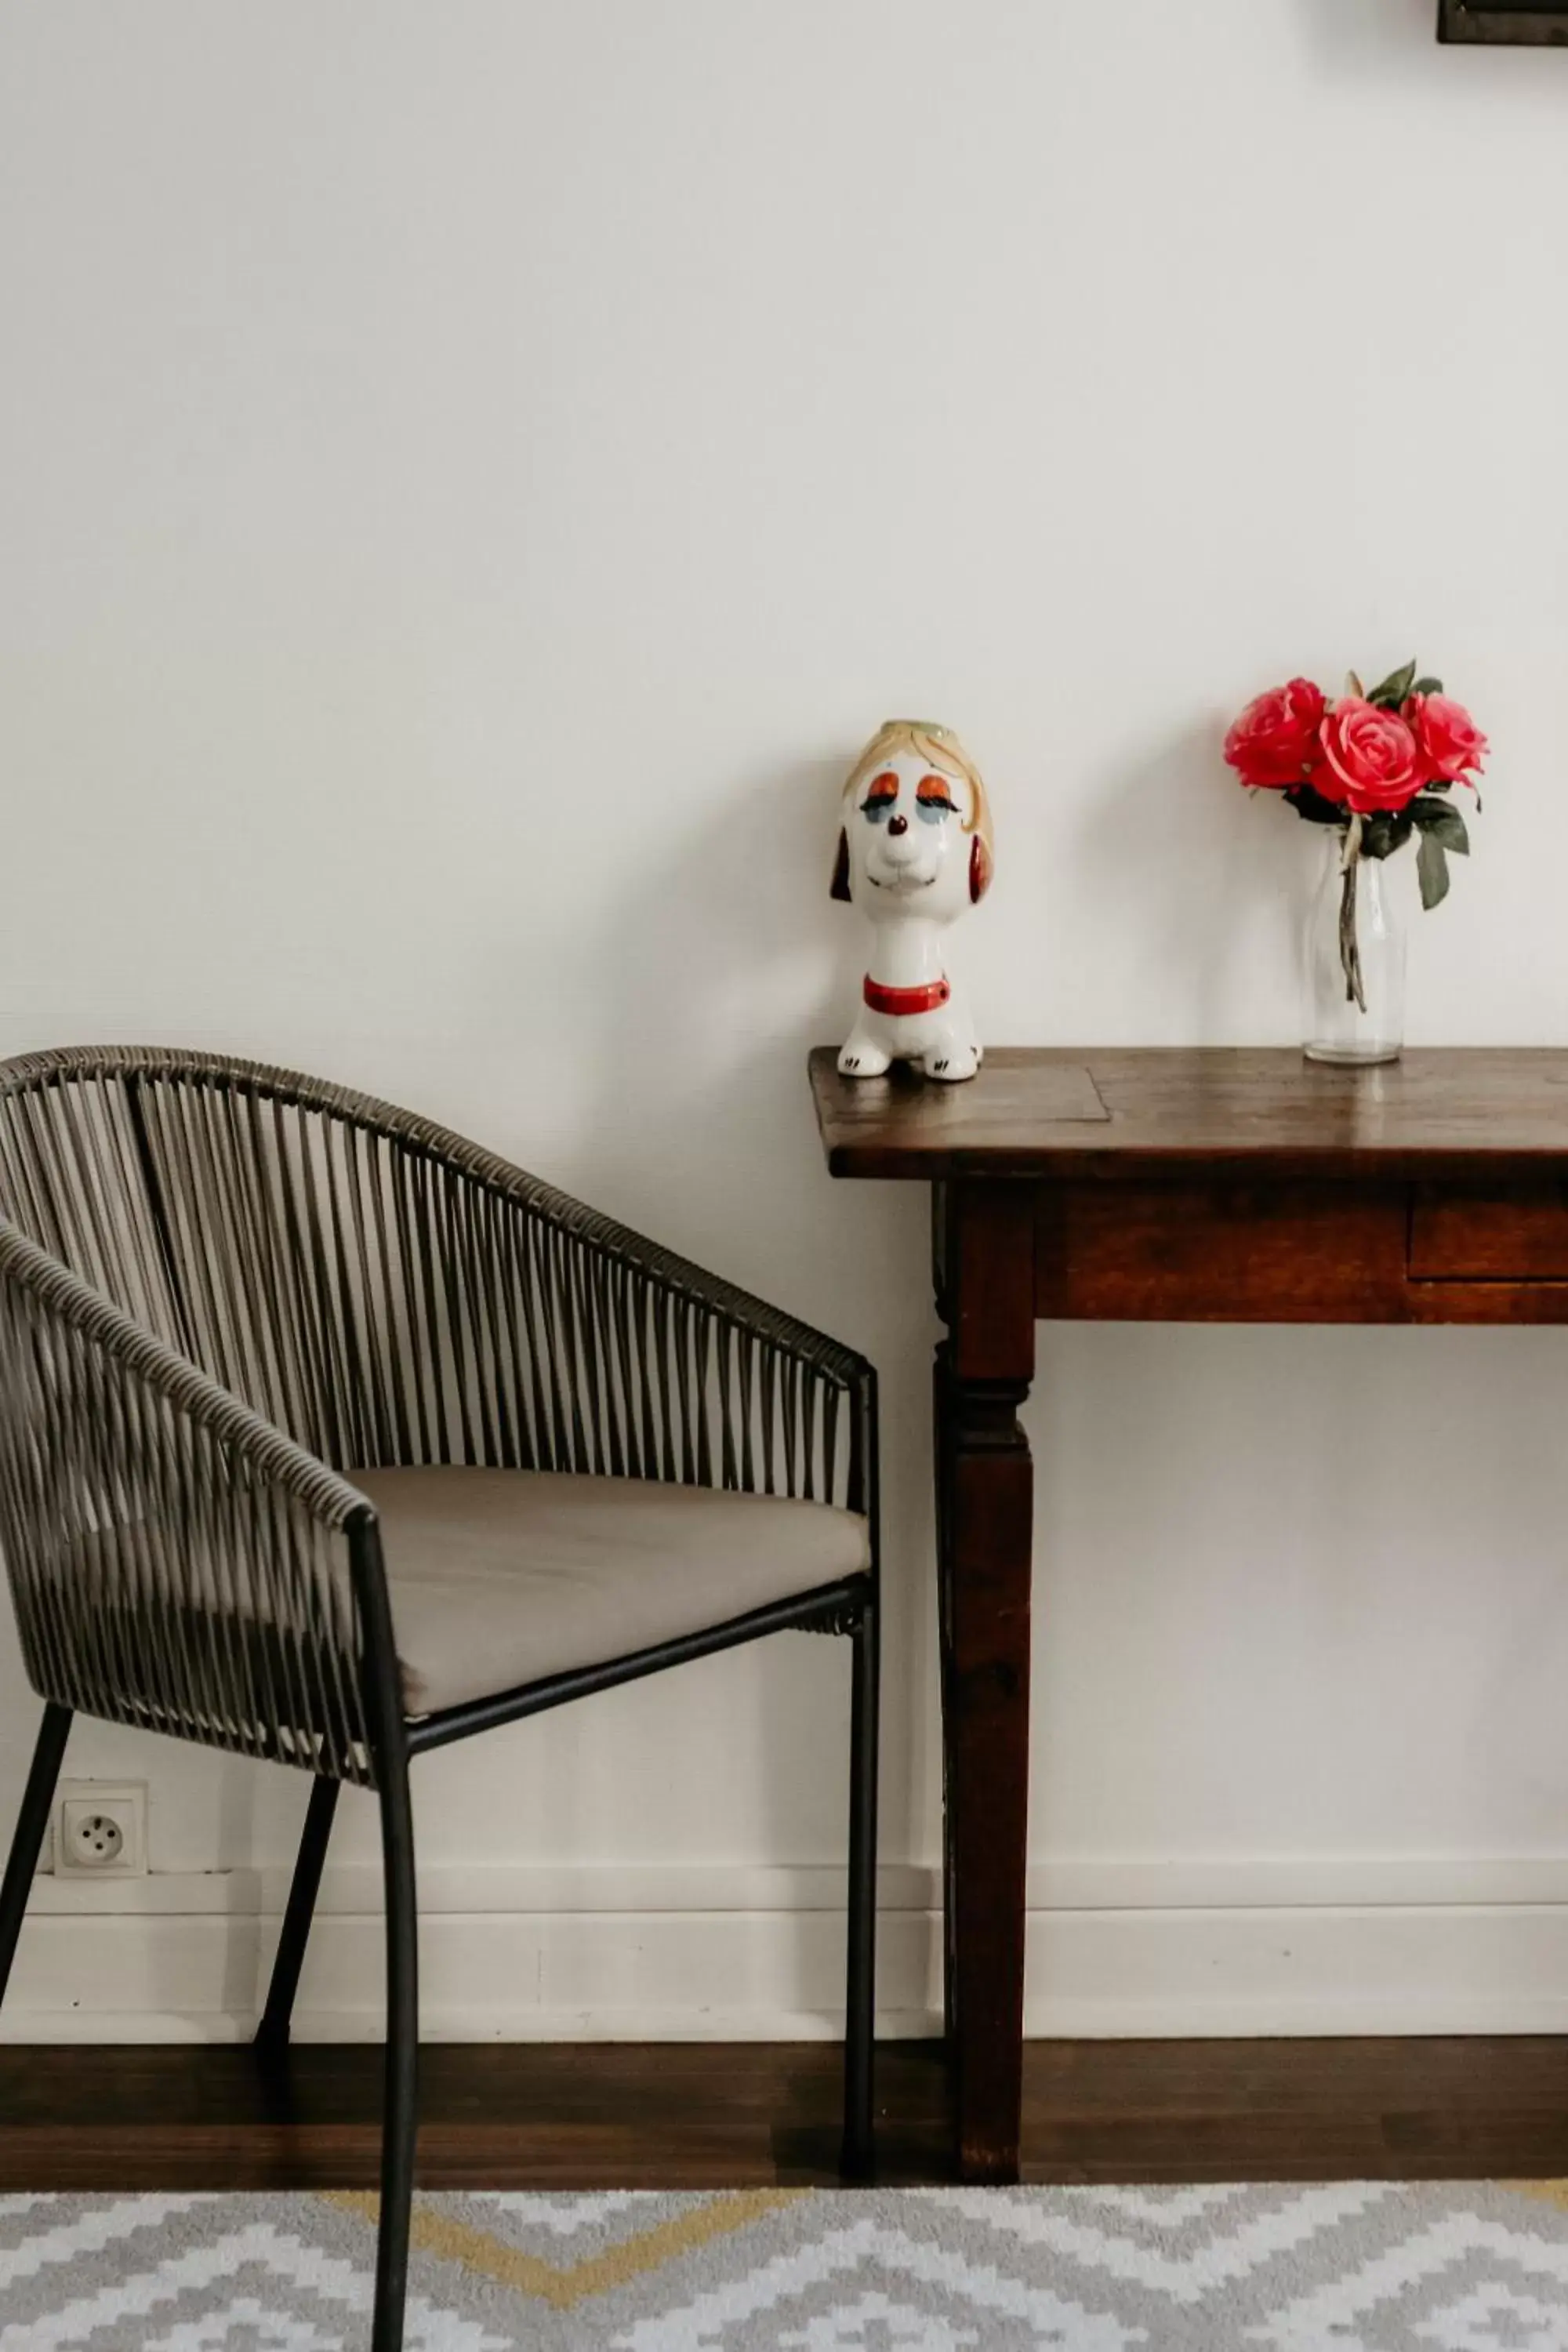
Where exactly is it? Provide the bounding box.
[255,1775,339,2060]
[372,1748,419,2352]
[841,1594,879,2180]
[0,1703,72,2016]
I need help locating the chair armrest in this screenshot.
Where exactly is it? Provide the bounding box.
[0,1219,379,1780]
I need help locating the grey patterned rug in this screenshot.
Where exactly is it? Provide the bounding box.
[5,2183,1568,2347]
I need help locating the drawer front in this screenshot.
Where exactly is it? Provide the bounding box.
[1410,1183,1568,1279]
[1035,1182,1409,1322]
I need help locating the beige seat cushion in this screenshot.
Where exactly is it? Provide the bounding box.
[353,1467,871,1717]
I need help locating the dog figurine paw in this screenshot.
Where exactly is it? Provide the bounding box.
[831,719,993,1084]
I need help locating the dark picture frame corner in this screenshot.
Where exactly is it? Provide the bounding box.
[1439,2,1568,42]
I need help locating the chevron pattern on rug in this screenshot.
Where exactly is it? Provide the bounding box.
[6,2183,1568,2348]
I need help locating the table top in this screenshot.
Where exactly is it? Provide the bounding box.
[808,1047,1568,1181]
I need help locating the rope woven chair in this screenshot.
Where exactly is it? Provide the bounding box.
[0,1046,879,2352]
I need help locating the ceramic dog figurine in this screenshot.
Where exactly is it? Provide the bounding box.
[831,719,993,1083]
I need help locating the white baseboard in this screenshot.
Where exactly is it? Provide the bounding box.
[9,1857,1568,2042]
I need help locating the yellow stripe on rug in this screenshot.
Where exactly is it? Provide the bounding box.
[325,2187,805,2313]
[1504,2181,1568,2217]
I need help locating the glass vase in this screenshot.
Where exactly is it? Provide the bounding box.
[1302,828,1406,1065]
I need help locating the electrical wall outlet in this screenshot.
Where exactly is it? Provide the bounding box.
[54,1782,147,1878]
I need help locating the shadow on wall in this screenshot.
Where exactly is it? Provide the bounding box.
[569,747,906,1291]
[1073,716,1303,1043]
[1290,0,1446,65]
[518,750,939,1974]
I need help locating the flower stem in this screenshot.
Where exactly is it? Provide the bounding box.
[1338,822,1367,1014]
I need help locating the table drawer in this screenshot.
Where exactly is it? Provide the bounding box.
[1035,1181,1408,1321]
[1410,1183,1568,1279]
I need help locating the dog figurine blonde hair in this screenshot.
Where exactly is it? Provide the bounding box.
[831,719,993,1083]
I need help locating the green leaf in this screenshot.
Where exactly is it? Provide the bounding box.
[1409,797,1470,855]
[1360,809,1415,861]
[1286,782,1349,826]
[1417,829,1450,910]
[1367,659,1418,710]
[1413,676,1443,697]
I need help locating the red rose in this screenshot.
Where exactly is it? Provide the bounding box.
[1405,691,1488,786]
[1317,699,1421,815]
[1224,679,1327,789]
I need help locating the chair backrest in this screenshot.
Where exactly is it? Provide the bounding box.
[0,1046,457,1474]
[0,1052,191,1353]
[0,1047,866,1501]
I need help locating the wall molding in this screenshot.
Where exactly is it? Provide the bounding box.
[11,1854,1568,2042]
[32,1851,1568,1918]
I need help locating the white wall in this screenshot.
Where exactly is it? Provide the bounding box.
[3,0,1568,2041]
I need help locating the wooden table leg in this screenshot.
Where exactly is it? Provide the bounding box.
[933,1182,1036,2183]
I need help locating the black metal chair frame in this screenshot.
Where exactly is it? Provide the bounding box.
[0,1047,880,2352]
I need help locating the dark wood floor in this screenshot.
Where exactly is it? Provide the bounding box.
[2,2039,1567,2190]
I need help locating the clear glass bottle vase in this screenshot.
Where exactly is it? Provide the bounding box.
[1302,828,1406,1065]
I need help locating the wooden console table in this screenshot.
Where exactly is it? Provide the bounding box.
[808,1045,1568,2183]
